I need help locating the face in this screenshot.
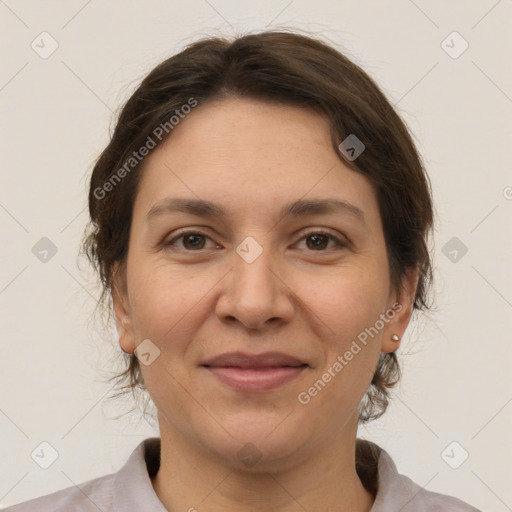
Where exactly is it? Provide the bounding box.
[113,97,416,471]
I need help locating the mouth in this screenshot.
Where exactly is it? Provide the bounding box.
[201,352,309,392]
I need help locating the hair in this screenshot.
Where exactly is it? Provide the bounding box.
[82,30,434,430]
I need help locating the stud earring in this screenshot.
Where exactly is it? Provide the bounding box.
[391,334,400,342]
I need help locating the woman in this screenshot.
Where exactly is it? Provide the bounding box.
[5,31,480,511]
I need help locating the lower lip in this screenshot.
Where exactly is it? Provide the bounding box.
[204,366,307,392]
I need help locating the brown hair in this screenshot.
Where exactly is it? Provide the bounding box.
[82,30,434,425]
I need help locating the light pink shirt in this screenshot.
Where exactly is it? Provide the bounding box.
[3,438,481,511]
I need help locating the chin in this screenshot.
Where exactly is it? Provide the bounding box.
[200,414,314,473]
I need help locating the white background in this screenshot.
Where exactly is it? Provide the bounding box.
[1,0,511,510]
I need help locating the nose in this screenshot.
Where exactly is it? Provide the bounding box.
[215,239,295,331]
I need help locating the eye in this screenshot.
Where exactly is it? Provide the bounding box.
[295,230,346,251]
[164,231,218,251]
[164,229,346,252]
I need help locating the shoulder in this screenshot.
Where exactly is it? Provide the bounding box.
[2,438,162,512]
[379,468,482,512]
[1,473,115,512]
[357,440,482,512]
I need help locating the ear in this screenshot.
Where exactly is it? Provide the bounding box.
[111,261,136,355]
[381,265,420,354]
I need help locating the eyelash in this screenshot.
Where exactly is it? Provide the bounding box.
[164,229,347,252]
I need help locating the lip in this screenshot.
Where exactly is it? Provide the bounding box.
[201,351,309,392]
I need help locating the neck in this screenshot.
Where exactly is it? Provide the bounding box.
[151,418,375,512]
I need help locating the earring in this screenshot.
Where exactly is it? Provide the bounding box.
[391,334,400,342]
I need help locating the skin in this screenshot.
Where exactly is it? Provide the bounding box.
[112,97,418,512]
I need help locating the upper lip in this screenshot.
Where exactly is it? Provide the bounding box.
[201,351,308,369]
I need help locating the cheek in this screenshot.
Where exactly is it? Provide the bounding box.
[127,258,213,349]
[305,262,390,342]
[296,261,389,402]
[126,265,207,411]
[297,272,386,419]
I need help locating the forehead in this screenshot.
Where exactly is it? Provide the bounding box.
[133,97,381,228]
[158,97,334,167]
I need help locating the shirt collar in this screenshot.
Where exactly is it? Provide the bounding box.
[112,437,167,511]
[111,437,414,510]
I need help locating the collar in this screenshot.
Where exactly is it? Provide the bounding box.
[112,437,167,511]
[110,437,462,511]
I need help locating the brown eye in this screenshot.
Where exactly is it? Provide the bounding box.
[181,234,206,250]
[165,231,216,251]
[305,234,330,250]
[297,230,345,251]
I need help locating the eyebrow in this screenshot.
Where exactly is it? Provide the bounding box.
[145,197,366,225]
